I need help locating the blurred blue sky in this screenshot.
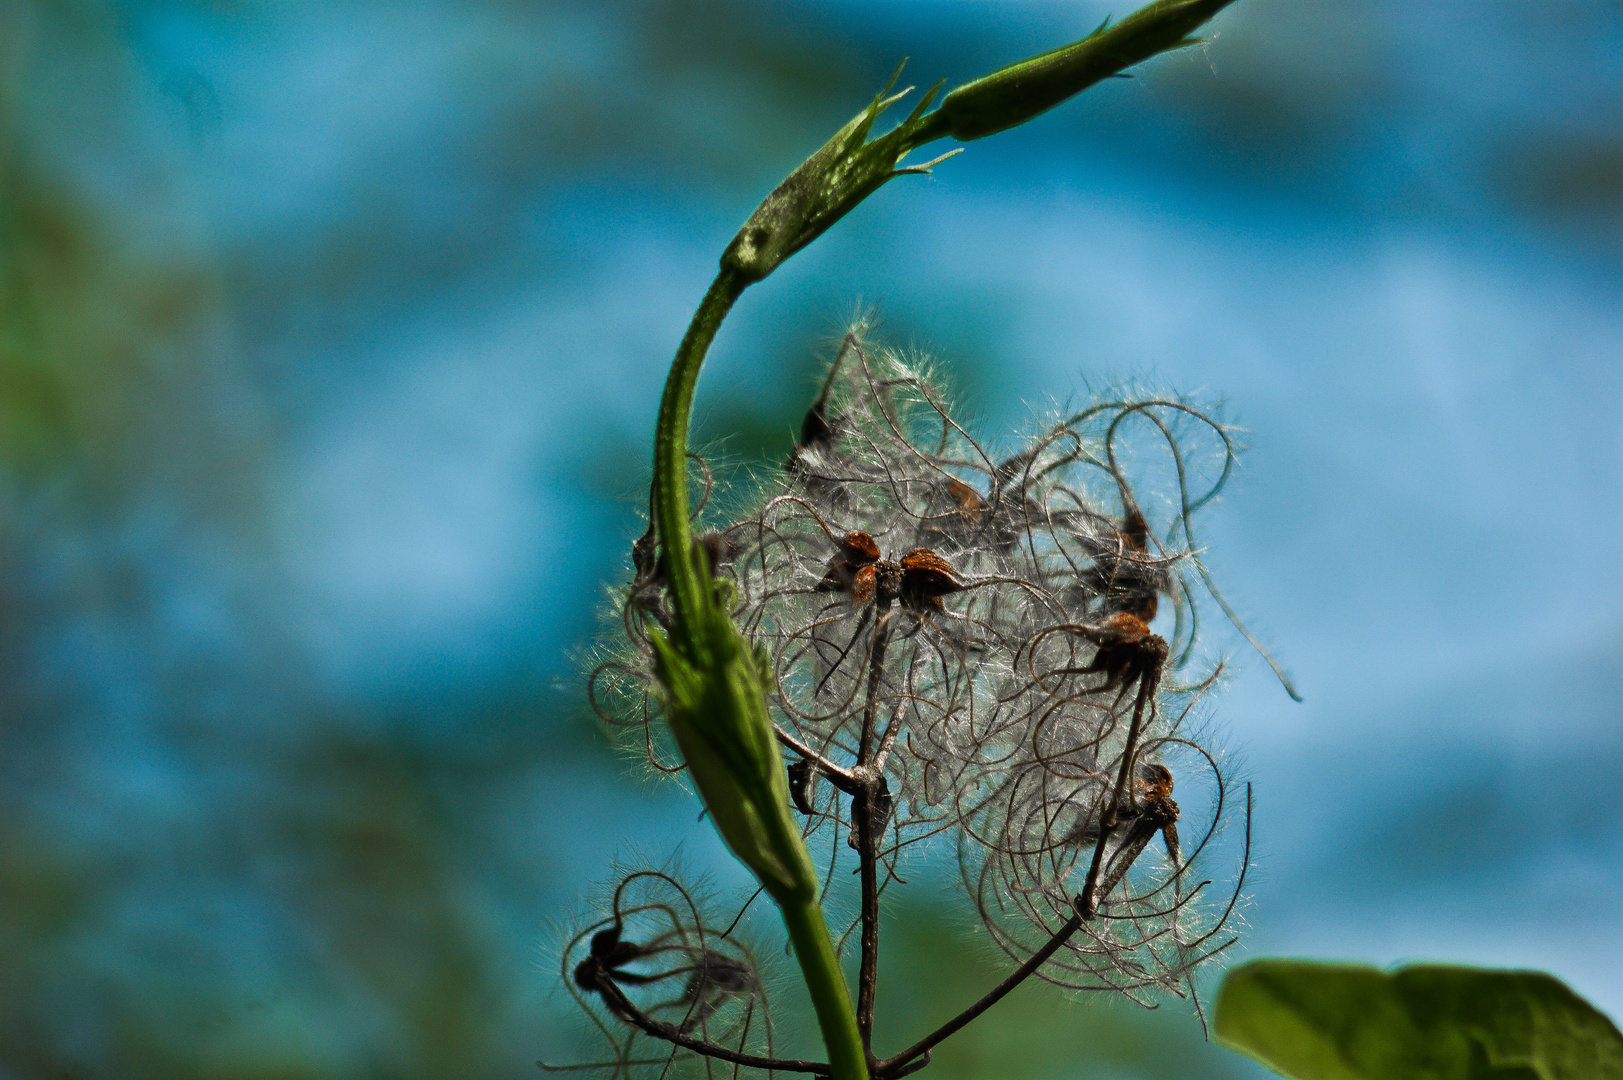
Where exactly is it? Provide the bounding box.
[1,1,1618,1077]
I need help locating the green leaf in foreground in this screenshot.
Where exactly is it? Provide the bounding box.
[1213,961,1623,1080]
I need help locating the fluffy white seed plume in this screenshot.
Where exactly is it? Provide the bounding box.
[594,322,1252,1003]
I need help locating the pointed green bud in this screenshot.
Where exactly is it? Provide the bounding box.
[935,0,1238,141]
[722,66,958,285]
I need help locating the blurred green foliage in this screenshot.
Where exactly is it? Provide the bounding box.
[0,5,252,509]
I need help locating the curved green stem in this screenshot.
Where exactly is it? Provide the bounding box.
[653,266,747,634]
[650,267,869,1079]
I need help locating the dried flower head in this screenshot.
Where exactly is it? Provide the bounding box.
[587,322,1266,1034]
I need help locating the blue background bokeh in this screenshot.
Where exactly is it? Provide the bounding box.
[1,1,1618,1077]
